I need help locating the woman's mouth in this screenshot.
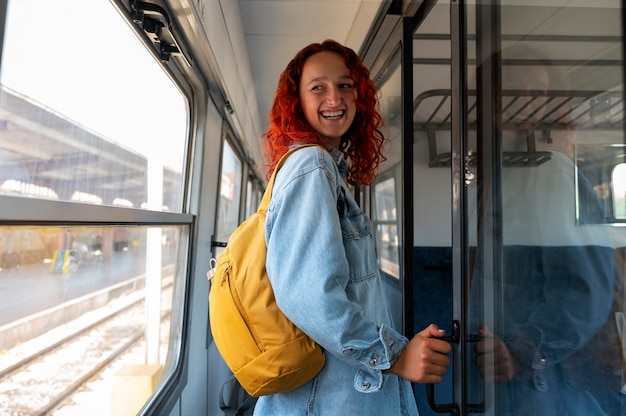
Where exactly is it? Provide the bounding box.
[321,110,345,119]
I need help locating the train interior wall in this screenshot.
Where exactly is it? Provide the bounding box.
[163,1,266,414]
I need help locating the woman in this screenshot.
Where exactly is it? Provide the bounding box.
[256,39,450,415]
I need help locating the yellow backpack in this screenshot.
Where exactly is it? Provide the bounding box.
[208,144,325,397]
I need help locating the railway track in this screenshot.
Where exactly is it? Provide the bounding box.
[0,281,173,416]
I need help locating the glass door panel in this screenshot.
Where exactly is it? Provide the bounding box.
[465,1,625,415]
[412,3,455,414]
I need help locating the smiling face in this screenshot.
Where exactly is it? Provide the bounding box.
[298,51,357,148]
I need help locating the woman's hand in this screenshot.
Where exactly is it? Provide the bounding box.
[388,324,451,383]
[474,325,519,383]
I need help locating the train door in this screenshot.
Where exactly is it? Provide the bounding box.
[411,1,625,415]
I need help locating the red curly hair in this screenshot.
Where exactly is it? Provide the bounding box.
[263,39,386,186]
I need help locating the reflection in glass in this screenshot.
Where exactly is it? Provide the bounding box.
[613,164,626,219]
[466,3,625,415]
[576,144,626,224]
[0,224,188,415]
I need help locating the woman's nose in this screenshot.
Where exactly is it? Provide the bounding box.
[325,87,342,105]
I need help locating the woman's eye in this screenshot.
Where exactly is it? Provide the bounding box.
[340,83,354,89]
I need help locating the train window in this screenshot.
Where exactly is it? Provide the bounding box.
[0,224,189,415]
[373,48,402,283]
[215,139,243,249]
[0,0,194,414]
[373,175,400,279]
[0,0,188,212]
[245,178,262,218]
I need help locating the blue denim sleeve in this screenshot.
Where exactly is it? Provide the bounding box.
[265,147,408,390]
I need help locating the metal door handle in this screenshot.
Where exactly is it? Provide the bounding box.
[426,384,460,415]
[426,320,460,415]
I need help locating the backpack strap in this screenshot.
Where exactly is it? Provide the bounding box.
[258,144,320,212]
[219,374,257,415]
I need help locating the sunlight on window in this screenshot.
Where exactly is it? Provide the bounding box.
[613,164,626,219]
[1,179,59,199]
[71,191,103,205]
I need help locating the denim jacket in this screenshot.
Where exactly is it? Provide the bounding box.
[254,145,419,415]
